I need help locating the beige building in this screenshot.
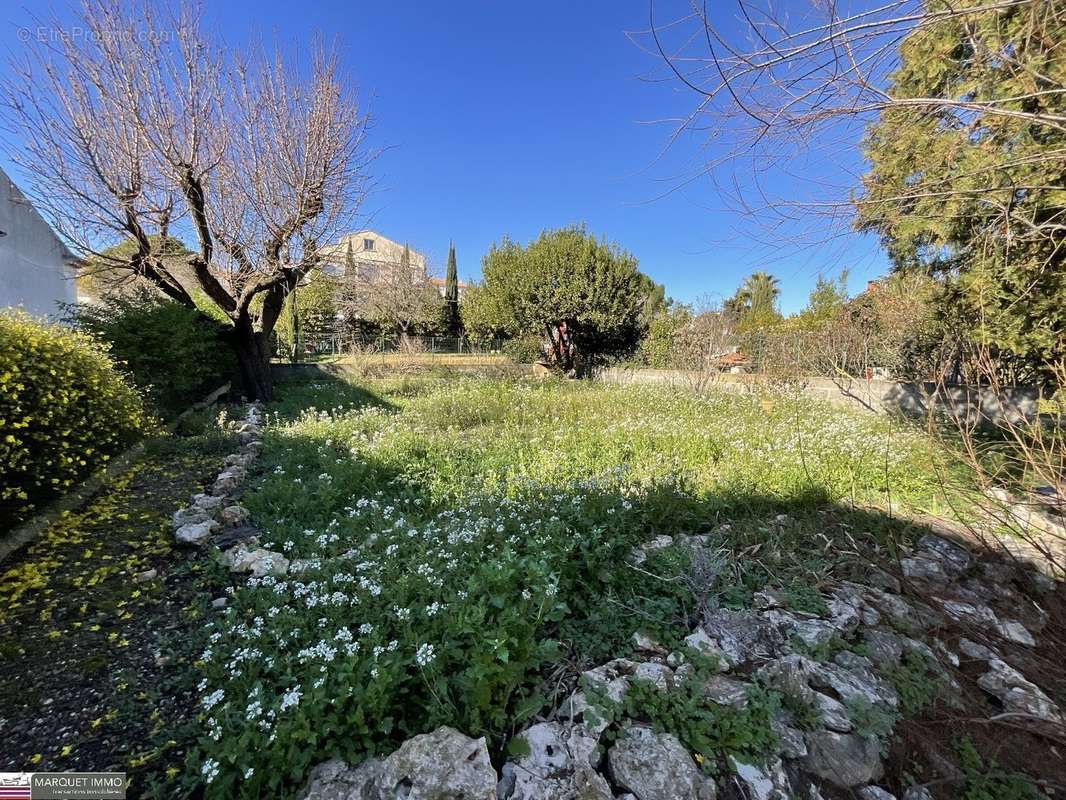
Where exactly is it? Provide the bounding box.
[322,230,427,283]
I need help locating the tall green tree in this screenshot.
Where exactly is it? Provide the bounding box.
[442,242,462,336]
[462,226,648,374]
[856,0,1065,382]
[728,271,782,330]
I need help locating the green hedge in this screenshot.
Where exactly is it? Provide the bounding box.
[67,290,235,417]
[0,312,152,529]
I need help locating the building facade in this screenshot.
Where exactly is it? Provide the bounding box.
[0,168,78,317]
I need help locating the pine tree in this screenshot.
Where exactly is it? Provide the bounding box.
[443,242,461,336]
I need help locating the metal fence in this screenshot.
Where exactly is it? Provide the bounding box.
[277,331,505,361]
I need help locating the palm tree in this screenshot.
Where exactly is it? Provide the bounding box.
[731,271,780,319]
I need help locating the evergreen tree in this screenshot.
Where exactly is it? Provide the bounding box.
[443,242,462,336]
[856,1,1065,381]
[344,240,356,276]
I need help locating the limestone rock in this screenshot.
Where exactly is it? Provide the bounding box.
[683,629,732,671]
[296,757,381,800]
[728,757,791,800]
[608,726,704,800]
[175,519,217,545]
[221,504,251,527]
[702,675,750,708]
[375,727,497,800]
[700,608,786,667]
[976,658,1064,735]
[915,534,972,578]
[172,505,212,529]
[498,722,610,800]
[857,788,896,800]
[634,662,674,691]
[222,543,289,577]
[802,731,883,788]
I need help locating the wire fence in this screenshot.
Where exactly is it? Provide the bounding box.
[276,331,505,362]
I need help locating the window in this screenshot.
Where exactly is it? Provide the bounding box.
[363,238,374,251]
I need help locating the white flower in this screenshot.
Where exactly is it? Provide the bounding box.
[202,759,220,784]
[243,767,254,779]
[415,643,436,667]
[280,686,302,711]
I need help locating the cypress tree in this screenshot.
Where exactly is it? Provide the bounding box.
[444,242,461,336]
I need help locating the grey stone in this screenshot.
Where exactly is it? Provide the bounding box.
[827,586,867,631]
[296,757,381,800]
[995,620,1035,647]
[172,506,212,529]
[862,629,904,669]
[633,662,674,691]
[810,661,898,709]
[683,629,732,671]
[916,534,972,578]
[901,788,933,800]
[813,692,853,733]
[770,713,807,759]
[375,727,497,800]
[900,556,949,584]
[608,726,703,800]
[802,731,883,788]
[499,722,610,800]
[221,504,251,527]
[134,568,158,582]
[700,608,786,666]
[701,675,750,708]
[757,655,817,697]
[764,609,838,650]
[753,588,788,610]
[977,658,1064,735]
[210,597,227,609]
[834,651,874,672]
[191,492,224,511]
[630,535,675,565]
[632,631,667,654]
[858,788,896,800]
[958,638,997,661]
[728,757,791,800]
[222,543,289,576]
[175,519,217,545]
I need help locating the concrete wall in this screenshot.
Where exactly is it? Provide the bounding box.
[595,367,1040,424]
[0,168,77,318]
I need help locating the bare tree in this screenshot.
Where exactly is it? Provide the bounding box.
[1,0,371,399]
[335,246,443,344]
[636,0,1066,244]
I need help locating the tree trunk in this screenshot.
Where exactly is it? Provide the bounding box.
[232,318,275,401]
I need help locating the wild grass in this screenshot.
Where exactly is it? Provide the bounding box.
[189,374,955,796]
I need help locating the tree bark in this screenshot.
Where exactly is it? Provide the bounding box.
[231,317,275,401]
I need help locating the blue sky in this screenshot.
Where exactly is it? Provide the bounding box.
[1,1,890,314]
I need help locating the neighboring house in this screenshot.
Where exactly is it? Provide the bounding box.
[0,167,79,317]
[321,230,428,283]
[428,276,469,300]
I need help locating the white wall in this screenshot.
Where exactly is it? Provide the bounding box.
[0,169,77,318]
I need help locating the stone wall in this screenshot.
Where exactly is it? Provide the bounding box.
[594,367,1040,424]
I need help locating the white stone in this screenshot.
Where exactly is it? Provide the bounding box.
[175,519,216,545]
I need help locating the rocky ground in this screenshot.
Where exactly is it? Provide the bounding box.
[299,528,1065,800]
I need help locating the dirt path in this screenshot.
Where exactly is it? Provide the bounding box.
[0,438,228,798]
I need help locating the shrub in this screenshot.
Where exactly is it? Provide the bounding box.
[0,312,152,528]
[67,289,234,416]
[502,335,543,365]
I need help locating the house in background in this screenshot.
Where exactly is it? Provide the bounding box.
[322,230,428,283]
[427,275,469,299]
[0,167,79,317]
